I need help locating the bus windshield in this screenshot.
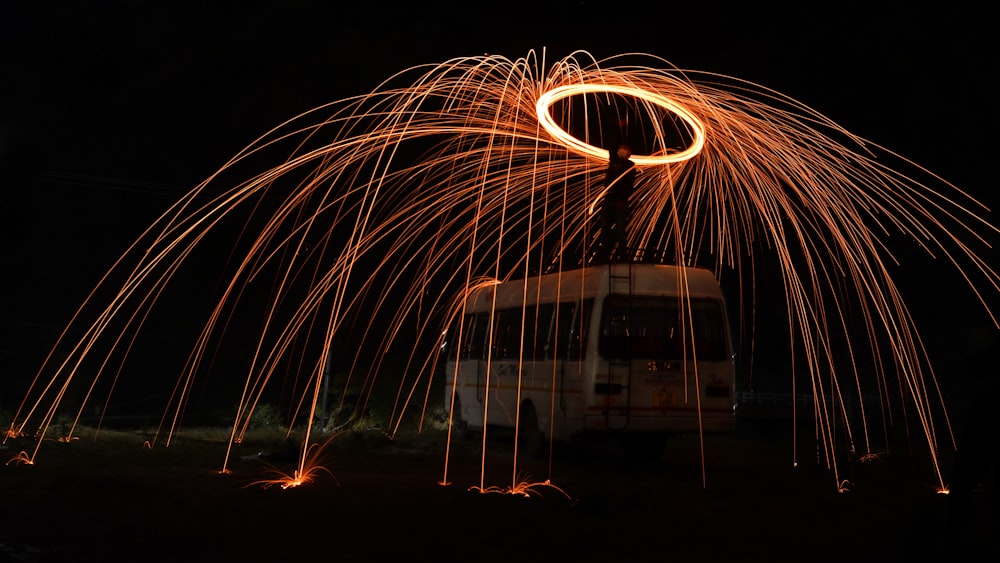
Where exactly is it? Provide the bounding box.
[598,295,729,361]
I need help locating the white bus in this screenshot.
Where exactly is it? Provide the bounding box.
[443,263,736,454]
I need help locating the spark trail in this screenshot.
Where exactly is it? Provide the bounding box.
[6,50,997,493]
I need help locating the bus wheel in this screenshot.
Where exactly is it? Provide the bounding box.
[517,402,544,459]
[450,397,469,440]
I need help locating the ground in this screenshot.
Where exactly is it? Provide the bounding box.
[0,418,995,562]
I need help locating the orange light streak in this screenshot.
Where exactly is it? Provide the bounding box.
[536,83,706,165]
[7,49,997,496]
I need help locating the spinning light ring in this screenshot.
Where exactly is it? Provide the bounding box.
[535,83,706,166]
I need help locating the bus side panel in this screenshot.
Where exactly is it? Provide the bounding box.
[444,359,485,430]
[480,360,519,428]
[447,358,589,440]
[518,360,566,442]
[549,359,586,441]
[479,360,562,432]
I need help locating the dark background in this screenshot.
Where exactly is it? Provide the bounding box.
[2,1,997,411]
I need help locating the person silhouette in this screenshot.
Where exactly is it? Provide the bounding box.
[601,144,636,262]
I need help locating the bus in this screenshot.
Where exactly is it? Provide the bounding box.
[443,263,736,454]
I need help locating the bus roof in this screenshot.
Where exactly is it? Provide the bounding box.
[463,264,725,311]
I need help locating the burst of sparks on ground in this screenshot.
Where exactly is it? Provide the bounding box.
[241,440,338,490]
[5,49,998,494]
[6,452,33,466]
[470,475,571,500]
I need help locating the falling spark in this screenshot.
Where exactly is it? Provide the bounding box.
[5,49,998,495]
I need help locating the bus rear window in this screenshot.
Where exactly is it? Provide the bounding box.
[598,295,728,361]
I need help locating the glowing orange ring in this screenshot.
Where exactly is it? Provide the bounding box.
[535,84,705,166]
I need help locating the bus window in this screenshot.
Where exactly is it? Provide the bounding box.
[479,304,556,361]
[688,304,729,360]
[552,299,592,360]
[528,303,554,360]
[490,309,520,360]
[459,312,489,360]
[598,295,727,361]
[550,302,575,360]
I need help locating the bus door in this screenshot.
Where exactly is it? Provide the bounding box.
[550,301,578,414]
[550,299,591,433]
[478,308,521,415]
[470,312,490,405]
[448,310,490,427]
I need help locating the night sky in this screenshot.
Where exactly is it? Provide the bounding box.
[1,1,997,406]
